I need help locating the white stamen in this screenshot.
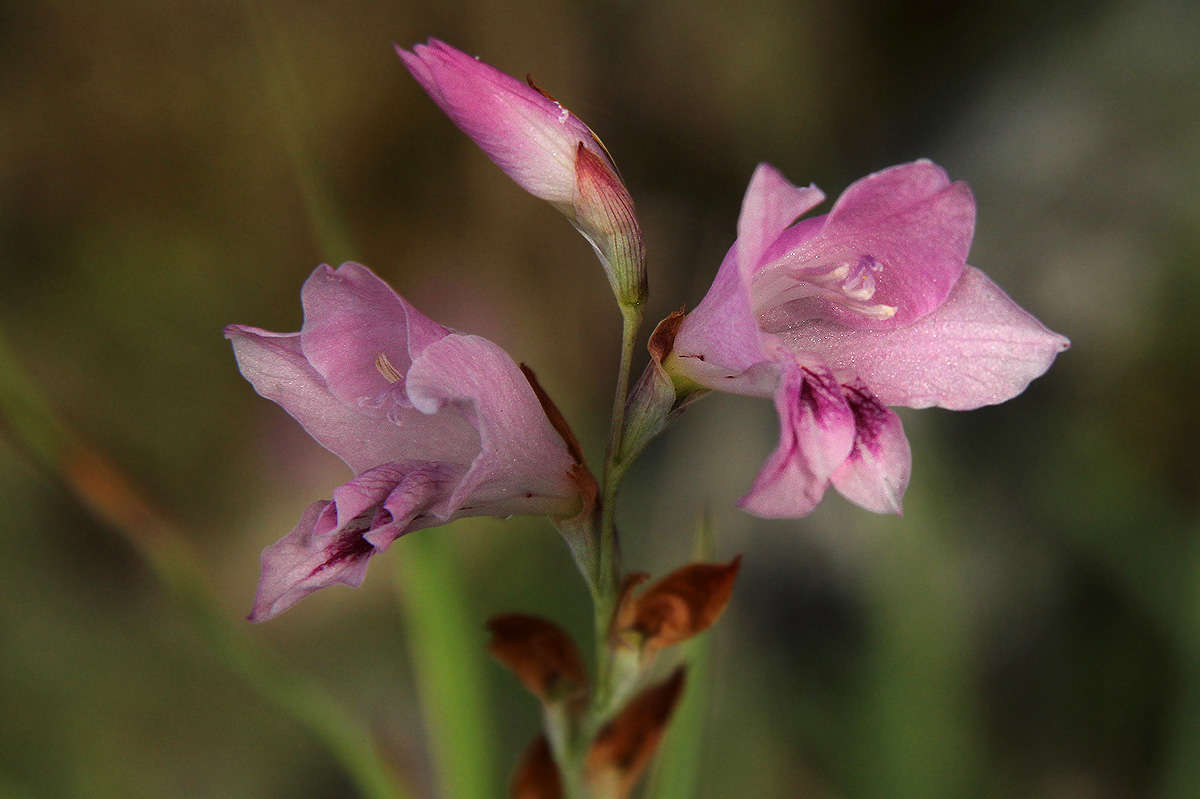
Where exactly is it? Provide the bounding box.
[860,303,897,320]
[751,252,895,321]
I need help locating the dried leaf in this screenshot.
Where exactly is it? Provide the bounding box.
[511,735,563,799]
[586,667,687,798]
[487,614,588,703]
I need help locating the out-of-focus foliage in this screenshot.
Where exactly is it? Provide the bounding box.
[2,0,1197,796]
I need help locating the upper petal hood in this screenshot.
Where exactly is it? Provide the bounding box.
[753,160,975,329]
[226,264,481,473]
[225,325,470,473]
[299,262,450,413]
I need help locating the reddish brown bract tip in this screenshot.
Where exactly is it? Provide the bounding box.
[487,614,588,703]
[619,556,742,651]
[586,667,688,798]
[520,364,588,468]
[648,309,686,364]
[511,735,563,799]
[525,74,560,104]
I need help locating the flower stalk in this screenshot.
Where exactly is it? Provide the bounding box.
[591,302,643,719]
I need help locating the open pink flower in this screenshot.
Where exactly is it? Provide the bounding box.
[226,263,585,620]
[398,38,645,307]
[666,161,1069,517]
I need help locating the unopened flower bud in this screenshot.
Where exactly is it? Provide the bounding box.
[398,38,647,309]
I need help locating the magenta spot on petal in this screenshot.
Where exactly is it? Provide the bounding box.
[842,382,889,454]
[797,367,839,419]
[309,535,374,579]
[796,376,821,415]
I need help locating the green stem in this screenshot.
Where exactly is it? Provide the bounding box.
[0,331,410,799]
[592,303,643,704]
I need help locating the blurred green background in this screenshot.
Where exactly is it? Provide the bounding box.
[2,0,1198,797]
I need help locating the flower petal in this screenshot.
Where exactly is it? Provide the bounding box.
[249,464,452,622]
[670,245,779,393]
[248,500,373,622]
[405,333,581,518]
[830,381,911,514]
[820,160,974,325]
[783,267,1070,410]
[225,325,433,473]
[738,365,856,518]
[758,160,975,329]
[736,163,825,277]
[299,262,449,414]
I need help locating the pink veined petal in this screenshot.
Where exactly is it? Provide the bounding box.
[781,266,1071,410]
[248,500,373,622]
[671,245,778,393]
[404,333,581,519]
[736,163,826,277]
[249,465,452,622]
[397,39,611,207]
[829,381,912,514]
[669,166,822,393]
[225,325,445,473]
[738,365,856,518]
[299,262,450,415]
[758,160,975,329]
[364,463,464,549]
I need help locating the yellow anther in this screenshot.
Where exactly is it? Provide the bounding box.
[375,352,403,384]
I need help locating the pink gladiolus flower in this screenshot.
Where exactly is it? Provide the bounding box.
[398,38,646,307]
[666,161,1069,517]
[225,263,586,621]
